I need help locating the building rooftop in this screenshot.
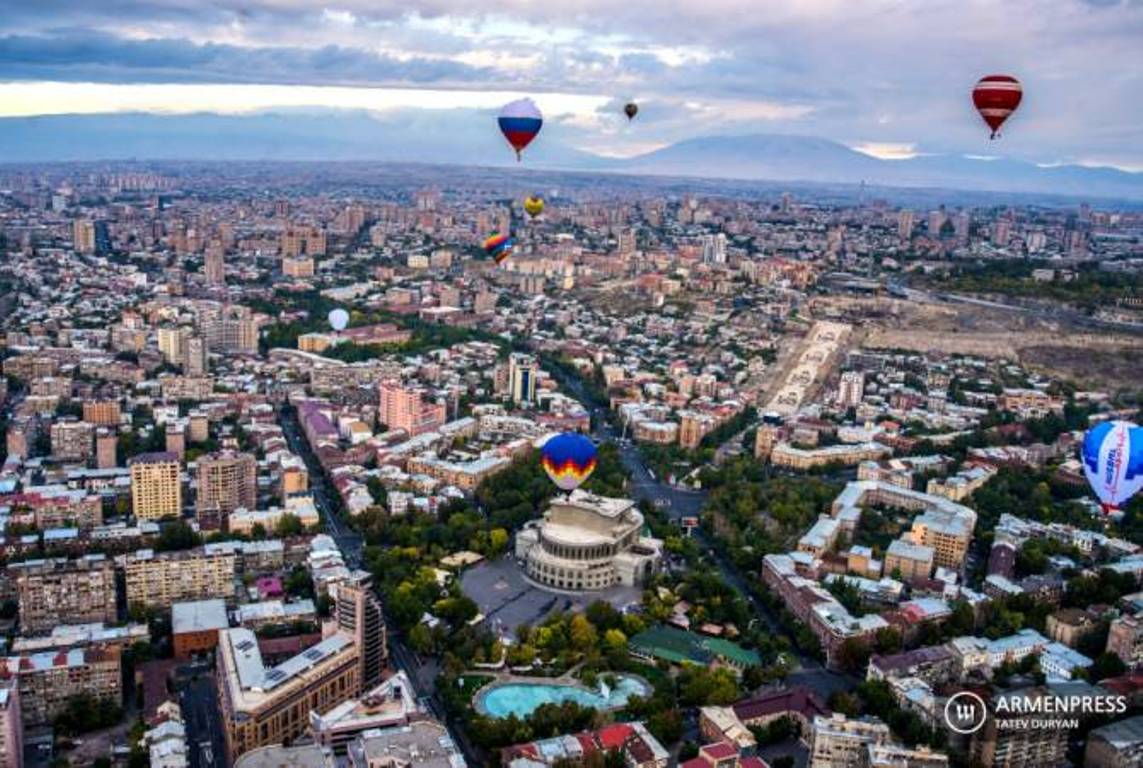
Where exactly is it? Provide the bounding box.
[172,599,230,634]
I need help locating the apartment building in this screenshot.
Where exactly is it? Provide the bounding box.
[0,678,21,768]
[378,380,446,437]
[50,420,94,462]
[809,714,891,768]
[216,629,360,763]
[0,646,121,725]
[82,400,121,426]
[13,555,118,633]
[195,451,257,529]
[129,452,183,520]
[332,571,388,692]
[124,547,238,610]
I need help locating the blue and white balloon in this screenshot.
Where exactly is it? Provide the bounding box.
[328,308,349,331]
[1081,420,1143,512]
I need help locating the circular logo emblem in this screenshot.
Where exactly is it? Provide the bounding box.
[944,691,987,735]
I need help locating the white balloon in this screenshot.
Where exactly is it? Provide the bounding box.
[328,308,349,331]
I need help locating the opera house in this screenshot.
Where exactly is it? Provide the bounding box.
[515,489,663,592]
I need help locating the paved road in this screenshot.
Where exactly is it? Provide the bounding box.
[179,672,226,768]
[278,406,482,766]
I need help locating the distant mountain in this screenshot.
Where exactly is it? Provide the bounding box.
[614,133,1143,200]
[1,111,1140,201]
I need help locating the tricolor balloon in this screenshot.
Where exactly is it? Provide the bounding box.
[482,232,514,265]
[972,74,1022,140]
[541,432,598,492]
[1081,420,1143,513]
[328,308,349,331]
[498,98,543,161]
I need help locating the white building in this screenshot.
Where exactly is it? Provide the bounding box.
[515,490,662,591]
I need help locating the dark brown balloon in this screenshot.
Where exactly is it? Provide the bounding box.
[624,102,638,120]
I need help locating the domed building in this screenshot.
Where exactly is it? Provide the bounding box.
[515,489,663,592]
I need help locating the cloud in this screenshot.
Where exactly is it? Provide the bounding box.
[0,1,1140,169]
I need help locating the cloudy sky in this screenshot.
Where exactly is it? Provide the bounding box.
[1,0,1141,168]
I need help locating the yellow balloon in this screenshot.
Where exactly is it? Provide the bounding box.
[524,196,544,219]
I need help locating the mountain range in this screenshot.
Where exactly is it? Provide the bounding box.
[1,111,1140,201]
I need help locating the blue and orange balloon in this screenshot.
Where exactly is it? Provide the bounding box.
[483,232,514,265]
[498,98,543,161]
[1081,420,1143,513]
[541,432,598,492]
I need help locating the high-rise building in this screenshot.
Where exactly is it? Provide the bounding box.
[195,451,257,529]
[617,228,636,256]
[378,380,446,437]
[702,233,727,264]
[204,243,225,285]
[73,218,95,253]
[12,556,118,633]
[93,220,112,256]
[129,452,183,521]
[198,304,258,353]
[0,677,22,768]
[95,428,118,469]
[838,371,865,408]
[334,571,388,692]
[508,352,538,404]
[184,335,208,376]
[970,687,1069,768]
[124,548,238,610]
[897,210,914,242]
[158,327,189,365]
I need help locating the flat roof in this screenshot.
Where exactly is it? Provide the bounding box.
[172,599,230,634]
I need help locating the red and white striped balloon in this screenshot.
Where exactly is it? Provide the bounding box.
[972,74,1022,139]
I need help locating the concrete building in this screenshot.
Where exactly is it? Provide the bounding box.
[81,400,119,427]
[124,547,237,610]
[50,420,94,462]
[332,572,387,693]
[0,678,21,768]
[378,380,446,437]
[95,428,118,469]
[195,451,257,529]
[508,352,538,404]
[1107,615,1143,671]
[971,686,1069,768]
[809,714,891,768]
[1085,715,1143,768]
[130,452,183,521]
[838,371,865,408]
[216,629,360,763]
[884,540,936,581]
[172,599,231,660]
[13,555,118,633]
[0,646,121,725]
[309,671,417,754]
[515,490,663,591]
[770,442,890,470]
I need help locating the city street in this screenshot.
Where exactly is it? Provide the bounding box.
[178,671,226,768]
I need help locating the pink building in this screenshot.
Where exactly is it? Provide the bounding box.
[378,380,446,436]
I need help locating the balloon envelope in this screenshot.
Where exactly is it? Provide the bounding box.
[624,102,638,120]
[524,196,544,219]
[328,308,349,331]
[972,75,1022,139]
[483,232,514,265]
[1081,420,1143,511]
[498,98,543,160]
[541,432,598,492]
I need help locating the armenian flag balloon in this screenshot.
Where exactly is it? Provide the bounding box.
[1081,421,1143,513]
[972,74,1022,139]
[541,432,598,492]
[524,196,544,219]
[498,98,543,161]
[482,232,514,265]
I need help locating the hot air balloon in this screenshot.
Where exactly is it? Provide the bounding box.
[1081,421,1143,513]
[328,308,349,331]
[524,196,544,219]
[541,432,598,493]
[498,98,543,161]
[972,75,1022,139]
[624,102,638,121]
[482,232,514,265]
